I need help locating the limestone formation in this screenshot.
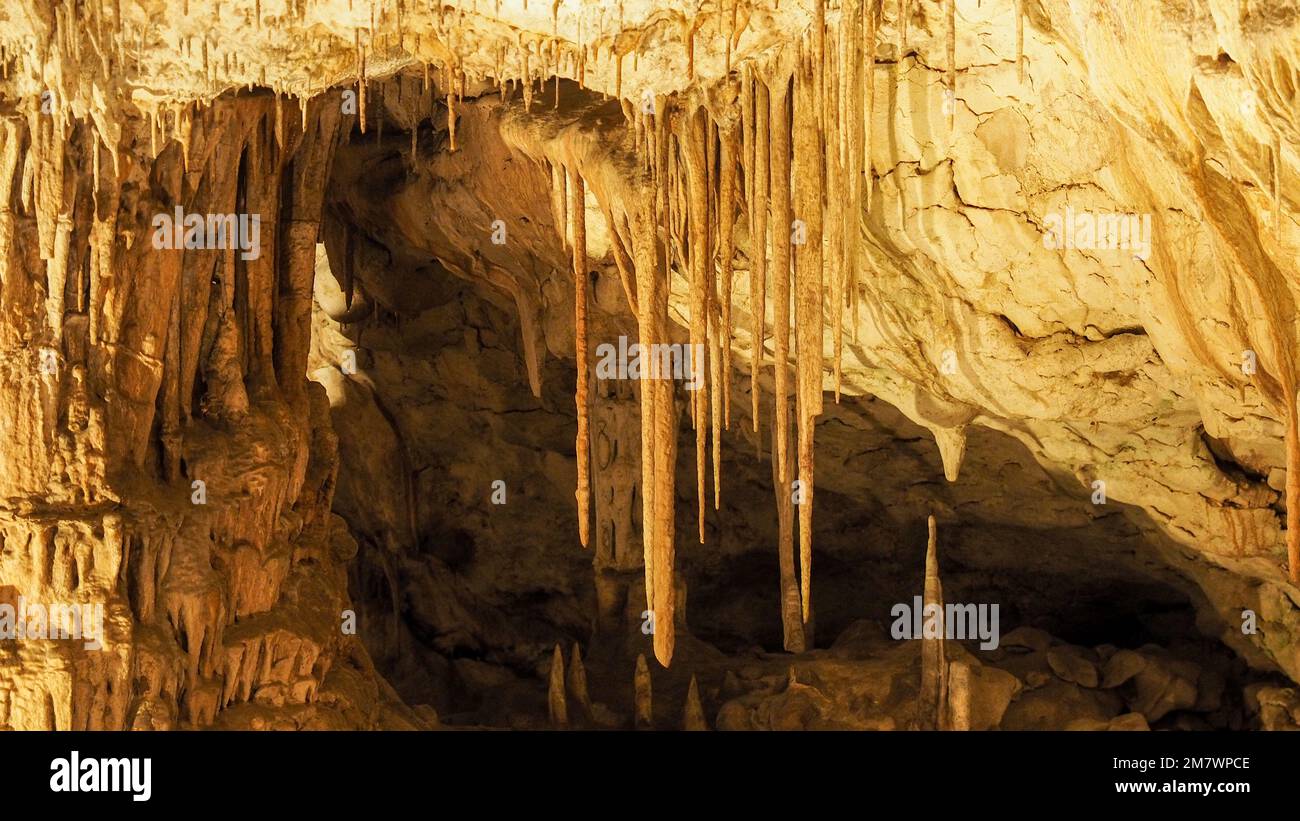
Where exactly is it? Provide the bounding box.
[920,515,947,730]
[683,674,708,731]
[0,0,1297,734]
[634,652,652,730]
[548,643,568,727]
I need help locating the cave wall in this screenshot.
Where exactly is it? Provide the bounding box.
[0,84,418,728]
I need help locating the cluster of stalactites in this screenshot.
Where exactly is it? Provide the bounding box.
[552,1,895,666]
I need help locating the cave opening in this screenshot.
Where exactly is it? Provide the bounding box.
[307,115,1284,728]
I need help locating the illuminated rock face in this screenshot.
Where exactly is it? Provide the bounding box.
[0,0,1297,730]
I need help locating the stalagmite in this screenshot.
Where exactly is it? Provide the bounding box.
[547,644,568,727]
[567,643,592,723]
[945,660,972,731]
[569,167,591,549]
[919,515,947,730]
[634,653,653,729]
[683,675,708,730]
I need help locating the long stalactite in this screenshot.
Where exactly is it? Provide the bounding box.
[570,166,591,549]
[750,78,770,439]
[792,44,823,627]
[681,103,711,543]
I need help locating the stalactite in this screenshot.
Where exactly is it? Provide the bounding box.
[707,117,723,512]
[605,207,639,314]
[683,674,707,730]
[550,162,567,249]
[569,167,591,549]
[651,97,678,667]
[719,125,737,431]
[681,105,710,543]
[792,51,823,626]
[686,25,695,81]
[773,409,804,651]
[769,74,792,485]
[624,98,677,669]
[815,0,826,133]
[751,80,770,437]
[274,94,285,156]
[827,23,845,404]
[947,0,957,132]
[359,55,368,135]
[742,67,756,245]
[634,653,653,729]
[1273,136,1282,243]
[447,91,457,152]
[1289,394,1300,583]
[547,643,568,727]
[860,1,881,341]
[631,219,658,624]
[1016,0,1025,84]
[523,46,533,112]
[934,425,968,482]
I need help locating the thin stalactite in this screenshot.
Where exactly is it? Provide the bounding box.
[792,48,823,626]
[719,124,737,430]
[681,104,710,542]
[569,167,591,549]
[751,79,771,443]
[707,117,723,512]
[769,72,792,486]
[1016,0,1025,84]
[948,0,957,132]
